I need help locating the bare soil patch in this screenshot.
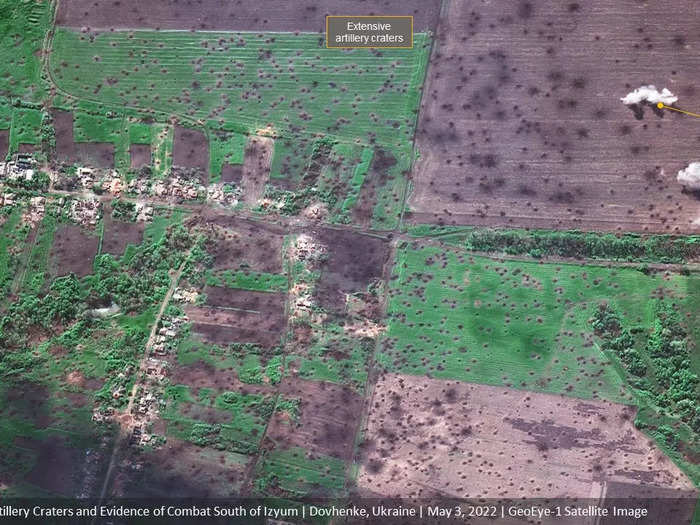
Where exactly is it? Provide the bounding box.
[3,381,52,429]
[120,438,250,498]
[51,109,115,168]
[129,144,151,169]
[15,437,84,496]
[55,0,440,32]
[201,214,285,273]
[241,136,273,205]
[409,0,700,233]
[18,144,38,154]
[172,125,208,181]
[313,228,389,312]
[185,305,286,348]
[265,378,363,460]
[221,163,242,184]
[51,225,99,277]
[0,130,8,158]
[204,286,285,312]
[357,374,696,499]
[100,201,144,256]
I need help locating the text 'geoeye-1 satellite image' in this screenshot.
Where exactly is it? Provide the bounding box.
[0,1,698,524]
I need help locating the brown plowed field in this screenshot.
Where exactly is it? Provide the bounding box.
[313,228,389,312]
[51,225,99,278]
[203,215,285,273]
[221,163,242,184]
[55,0,440,32]
[172,125,209,181]
[0,130,8,158]
[185,305,285,348]
[409,0,700,233]
[358,374,696,499]
[129,144,151,169]
[204,286,285,311]
[265,378,364,460]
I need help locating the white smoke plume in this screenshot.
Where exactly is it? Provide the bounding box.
[621,85,678,106]
[677,163,700,190]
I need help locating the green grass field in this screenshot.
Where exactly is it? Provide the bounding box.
[50,30,430,148]
[378,241,697,403]
[254,446,347,497]
[0,0,51,101]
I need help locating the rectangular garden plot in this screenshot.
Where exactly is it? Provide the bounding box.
[185,306,286,349]
[265,378,363,461]
[50,225,99,278]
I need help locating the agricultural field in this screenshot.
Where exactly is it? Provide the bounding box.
[0,0,698,520]
[408,0,700,233]
[358,374,697,514]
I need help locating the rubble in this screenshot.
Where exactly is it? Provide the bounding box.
[172,287,199,303]
[292,233,326,264]
[69,198,102,227]
[207,183,240,206]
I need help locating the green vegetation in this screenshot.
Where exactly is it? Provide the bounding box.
[50,30,430,148]
[407,225,700,264]
[209,131,246,182]
[162,385,275,454]
[9,107,42,153]
[378,241,698,402]
[150,123,173,178]
[0,0,52,101]
[204,269,287,292]
[594,301,700,483]
[177,338,283,386]
[254,447,346,497]
[111,199,137,222]
[21,211,57,294]
[0,207,31,294]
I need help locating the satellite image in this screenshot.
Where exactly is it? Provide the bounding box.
[0,1,698,523]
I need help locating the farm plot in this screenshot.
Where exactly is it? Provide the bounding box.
[203,215,285,274]
[209,130,246,183]
[129,144,150,169]
[203,286,285,312]
[51,110,116,169]
[378,241,695,403]
[174,339,281,393]
[0,206,32,295]
[408,0,700,233]
[100,202,144,256]
[172,125,209,183]
[313,228,389,313]
[357,374,697,500]
[254,446,347,498]
[184,305,286,349]
[265,378,363,461]
[160,384,275,456]
[120,439,251,498]
[0,129,8,158]
[9,107,42,154]
[50,225,100,278]
[55,0,440,33]
[49,30,430,149]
